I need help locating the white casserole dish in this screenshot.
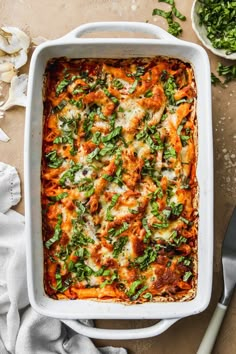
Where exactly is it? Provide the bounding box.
[24,22,213,340]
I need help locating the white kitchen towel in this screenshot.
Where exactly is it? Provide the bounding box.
[0,162,127,354]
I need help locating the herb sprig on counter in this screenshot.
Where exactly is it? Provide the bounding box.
[211,63,236,86]
[197,0,236,55]
[152,0,186,37]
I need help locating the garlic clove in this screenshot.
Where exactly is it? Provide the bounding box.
[0,74,28,111]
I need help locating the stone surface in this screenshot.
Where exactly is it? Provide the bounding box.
[0,1,235,353]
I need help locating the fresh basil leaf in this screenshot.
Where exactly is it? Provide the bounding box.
[108,222,129,238]
[92,131,101,145]
[51,99,67,113]
[69,99,83,109]
[100,272,118,288]
[164,146,176,160]
[142,218,152,242]
[163,76,177,105]
[170,202,183,216]
[102,126,122,143]
[45,214,63,249]
[183,271,192,282]
[86,147,100,163]
[56,79,71,95]
[48,192,68,202]
[113,79,124,90]
[45,150,64,168]
[128,79,139,94]
[103,88,119,104]
[127,280,142,297]
[172,6,186,21]
[113,236,128,258]
[144,89,153,97]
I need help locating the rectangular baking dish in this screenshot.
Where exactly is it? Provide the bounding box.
[24,22,213,340]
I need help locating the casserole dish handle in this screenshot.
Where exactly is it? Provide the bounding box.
[59,21,182,41]
[62,318,179,340]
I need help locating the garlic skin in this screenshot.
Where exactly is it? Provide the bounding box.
[0,74,28,112]
[0,127,10,142]
[0,27,30,70]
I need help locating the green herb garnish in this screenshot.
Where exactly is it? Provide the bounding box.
[102,126,122,143]
[152,0,186,37]
[48,192,68,202]
[113,236,128,258]
[45,214,63,249]
[45,150,64,168]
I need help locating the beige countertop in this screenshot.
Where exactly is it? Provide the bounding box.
[0,1,235,353]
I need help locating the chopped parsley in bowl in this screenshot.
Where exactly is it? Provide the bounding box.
[191,0,236,60]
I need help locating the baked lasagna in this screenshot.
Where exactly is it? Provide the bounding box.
[41,57,198,303]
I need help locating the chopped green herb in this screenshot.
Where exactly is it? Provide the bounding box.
[142,218,152,242]
[102,126,122,143]
[163,76,177,105]
[59,162,83,186]
[134,246,159,270]
[144,89,153,98]
[45,214,63,249]
[118,106,125,112]
[75,201,86,217]
[183,271,192,282]
[108,222,129,238]
[164,146,176,160]
[48,192,68,202]
[113,236,128,258]
[70,224,94,247]
[69,99,83,109]
[103,88,119,104]
[51,99,68,113]
[99,143,118,157]
[211,73,222,86]
[172,6,186,21]
[128,79,139,94]
[143,292,153,300]
[56,79,71,95]
[152,8,172,19]
[45,150,64,168]
[170,202,183,216]
[113,79,124,90]
[217,63,236,83]
[128,207,139,214]
[92,131,101,145]
[153,1,186,37]
[127,280,142,298]
[86,147,100,163]
[106,193,120,221]
[180,216,191,225]
[100,272,118,288]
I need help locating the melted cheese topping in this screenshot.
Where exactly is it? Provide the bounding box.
[41,57,198,303]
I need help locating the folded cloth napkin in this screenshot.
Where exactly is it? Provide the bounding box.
[0,162,127,354]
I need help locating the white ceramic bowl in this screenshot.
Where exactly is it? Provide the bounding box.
[191,0,236,60]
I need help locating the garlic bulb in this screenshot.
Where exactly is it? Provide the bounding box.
[0,27,30,70]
